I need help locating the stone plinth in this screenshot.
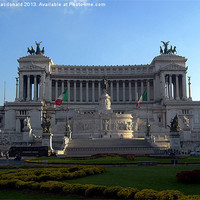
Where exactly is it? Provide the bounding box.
[42,132,53,150]
[169,132,181,150]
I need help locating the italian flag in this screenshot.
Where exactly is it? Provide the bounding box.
[53,89,68,105]
[136,89,147,108]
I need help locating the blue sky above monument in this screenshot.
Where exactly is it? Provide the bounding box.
[0,0,200,105]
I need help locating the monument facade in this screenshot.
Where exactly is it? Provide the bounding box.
[0,41,200,153]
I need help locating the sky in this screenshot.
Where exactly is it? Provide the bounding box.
[0,0,200,105]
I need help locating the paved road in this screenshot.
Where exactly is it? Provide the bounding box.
[0,158,25,167]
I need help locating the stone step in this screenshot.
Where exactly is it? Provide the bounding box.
[65,146,156,156]
[67,138,152,148]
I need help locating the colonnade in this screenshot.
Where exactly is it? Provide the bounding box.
[17,74,44,101]
[163,73,187,100]
[51,79,155,103]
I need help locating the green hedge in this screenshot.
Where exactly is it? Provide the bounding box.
[0,166,105,182]
[0,166,200,199]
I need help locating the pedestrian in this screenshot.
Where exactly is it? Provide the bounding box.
[5,152,9,160]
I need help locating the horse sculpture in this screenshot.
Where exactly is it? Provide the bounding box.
[27,46,35,55]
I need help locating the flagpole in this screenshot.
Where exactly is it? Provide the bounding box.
[4,81,6,104]
[66,80,72,139]
[146,80,151,138]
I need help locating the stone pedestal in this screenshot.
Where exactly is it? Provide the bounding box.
[169,132,181,150]
[42,132,53,150]
[23,132,33,142]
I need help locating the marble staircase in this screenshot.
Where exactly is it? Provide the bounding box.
[65,138,161,157]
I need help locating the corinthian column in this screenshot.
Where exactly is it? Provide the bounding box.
[123,80,125,102]
[86,81,89,102]
[27,75,30,101]
[67,81,70,102]
[188,76,192,99]
[129,81,132,101]
[182,74,187,99]
[34,75,37,101]
[110,80,113,101]
[169,75,172,99]
[74,81,76,102]
[147,80,150,101]
[135,80,138,101]
[176,75,180,100]
[117,81,119,102]
[15,77,19,101]
[92,81,95,102]
[80,81,83,102]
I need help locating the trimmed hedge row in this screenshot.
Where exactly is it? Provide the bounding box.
[176,169,200,184]
[0,167,200,199]
[0,166,105,182]
[0,179,199,200]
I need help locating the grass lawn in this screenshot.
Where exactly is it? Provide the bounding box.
[65,165,200,195]
[27,156,200,164]
[0,191,83,200]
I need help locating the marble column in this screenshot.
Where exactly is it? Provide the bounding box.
[34,75,37,101]
[141,80,144,96]
[161,73,165,99]
[80,81,83,102]
[98,81,101,99]
[62,80,64,93]
[15,77,19,100]
[67,81,70,102]
[153,79,156,101]
[92,81,95,102]
[27,75,30,101]
[86,81,89,102]
[188,76,192,99]
[55,80,58,100]
[147,80,150,101]
[169,75,172,99]
[165,76,169,98]
[182,74,187,99]
[129,81,132,101]
[50,79,52,101]
[176,75,180,100]
[135,80,138,101]
[39,75,44,100]
[19,74,23,100]
[123,80,125,102]
[117,81,119,102]
[74,81,76,102]
[110,81,113,101]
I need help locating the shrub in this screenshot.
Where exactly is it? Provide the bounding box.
[15,180,35,189]
[103,186,123,199]
[117,187,139,199]
[157,190,184,200]
[40,181,65,193]
[134,189,158,200]
[179,195,200,200]
[30,182,40,190]
[70,183,90,195]
[62,183,73,194]
[85,185,107,197]
[122,154,135,161]
[0,180,17,189]
[176,169,200,184]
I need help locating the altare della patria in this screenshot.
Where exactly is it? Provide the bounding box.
[0,41,200,156]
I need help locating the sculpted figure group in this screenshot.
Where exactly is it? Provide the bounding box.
[160,41,177,55]
[27,41,45,55]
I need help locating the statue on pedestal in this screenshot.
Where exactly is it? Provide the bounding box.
[41,115,51,133]
[168,114,180,132]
